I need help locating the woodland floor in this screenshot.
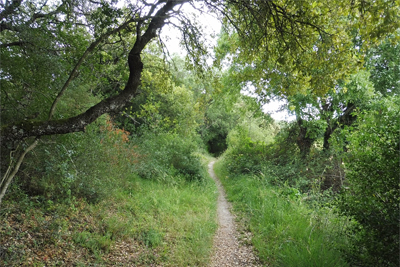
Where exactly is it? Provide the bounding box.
[1,161,263,266]
[208,161,262,267]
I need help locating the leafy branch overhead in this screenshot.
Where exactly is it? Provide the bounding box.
[2,0,399,144]
[214,0,400,97]
[1,0,190,143]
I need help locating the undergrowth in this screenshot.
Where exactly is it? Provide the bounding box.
[214,157,351,267]
[0,117,217,266]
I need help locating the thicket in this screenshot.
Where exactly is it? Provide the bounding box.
[132,131,206,182]
[1,112,217,266]
[7,116,134,204]
[214,159,351,267]
[219,94,400,266]
[335,97,400,267]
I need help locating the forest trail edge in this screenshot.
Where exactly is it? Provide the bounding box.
[208,161,262,267]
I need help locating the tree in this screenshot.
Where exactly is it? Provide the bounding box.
[1,0,399,205]
[366,35,400,97]
[197,68,242,155]
[282,33,398,156]
[214,0,399,98]
[284,69,375,156]
[213,0,398,156]
[335,96,400,267]
[0,0,191,142]
[0,0,191,205]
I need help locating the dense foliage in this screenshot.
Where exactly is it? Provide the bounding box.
[219,96,399,266]
[217,40,400,266]
[1,0,399,265]
[336,97,400,267]
[1,115,217,265]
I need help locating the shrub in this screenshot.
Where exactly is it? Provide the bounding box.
[223,117,349,197]
[224,139,266,175]
[133,132,205,182]
[13,116,137,204]
[336,96,400,267]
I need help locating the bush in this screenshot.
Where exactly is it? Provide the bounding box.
[224,123,309,191]
[13,116,137,204]
[224,137,266,174]
[222,118,351,201]
[336,96,400,267]
[133,132,205,182]
[224,120,278,175]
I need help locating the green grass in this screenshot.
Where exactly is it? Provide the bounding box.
[102,171,218,266]
[214,157,350,267]
[0,158,218,266]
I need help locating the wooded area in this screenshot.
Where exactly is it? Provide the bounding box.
[1,0,399,266]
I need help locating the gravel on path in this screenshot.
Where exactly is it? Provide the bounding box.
[208,161,262,267]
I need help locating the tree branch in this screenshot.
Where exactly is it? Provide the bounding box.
[0,40,30,48]
[1,0,189,144]
[0,21,17,32]
[48,17,135,120]
[0,137,39,207]
[0,0,23,20]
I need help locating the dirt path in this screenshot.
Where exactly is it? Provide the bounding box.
[208,161,262,267]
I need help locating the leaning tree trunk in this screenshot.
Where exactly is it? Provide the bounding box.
[0,138,38,206]
[0,0,188,207]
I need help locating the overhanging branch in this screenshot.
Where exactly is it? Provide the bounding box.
[0,0,23,20]
[48,17,136,120]
[1,0,190,144]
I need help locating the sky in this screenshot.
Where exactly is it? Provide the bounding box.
[160,3,220,57]
[262,100,295,121]
[158,2,295,121]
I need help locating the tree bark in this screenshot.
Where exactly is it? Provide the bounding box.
[322,102,357,151]
[0,0,188,207]
[0,138,38,207]
[0,0,187,145]
[323,126,334,151]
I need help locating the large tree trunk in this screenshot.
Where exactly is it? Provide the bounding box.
[323,126,334,151]
[322,102,357,151]
[0,0,188,206]
[0,0,186,145]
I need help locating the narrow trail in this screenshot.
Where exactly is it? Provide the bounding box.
[208,161,262,267]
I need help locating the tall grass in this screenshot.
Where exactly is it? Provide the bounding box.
[214,157,350,267]
[1,170,218,266]
[97,170,218,266]
[0,117,218,266]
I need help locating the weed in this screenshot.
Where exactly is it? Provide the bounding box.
[214,158,350,267]
[139,229,163,248]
